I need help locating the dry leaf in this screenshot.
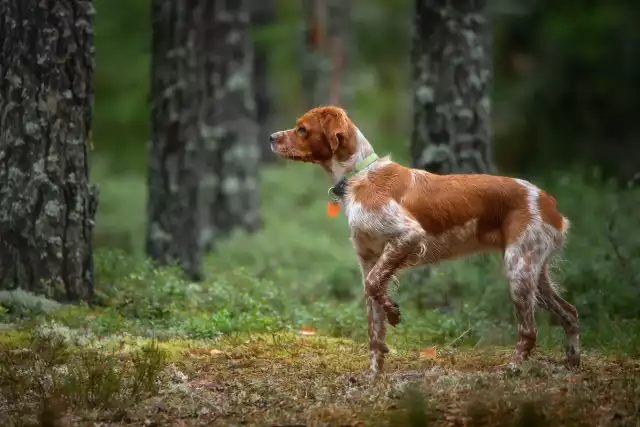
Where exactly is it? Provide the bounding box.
[419,347,437,359]
[209,349,224,356]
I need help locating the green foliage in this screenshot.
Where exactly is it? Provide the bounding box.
[493,0,640,180]
[93,0,151,172]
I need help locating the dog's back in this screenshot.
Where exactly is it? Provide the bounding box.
[346,160,568,262]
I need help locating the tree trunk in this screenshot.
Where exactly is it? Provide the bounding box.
[204,0,260,240]
[0,0,98,303]
[251,0,277,163]
[408,0,494,307]
[147,0,259,280]
[147,0,210,281]
[410,0,494,175]
[301,0,354,110]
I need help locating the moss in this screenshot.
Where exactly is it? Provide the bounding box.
[0,329,31,349]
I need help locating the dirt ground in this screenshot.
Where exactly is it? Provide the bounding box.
[40,333,639,427]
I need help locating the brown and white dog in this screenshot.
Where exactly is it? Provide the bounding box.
[270,106,580,374]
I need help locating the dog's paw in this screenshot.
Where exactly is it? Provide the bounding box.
[564,343,580,369]
[385,300,402,326]
[564,354,581,370]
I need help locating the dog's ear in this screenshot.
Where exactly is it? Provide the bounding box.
[321,110,349,153]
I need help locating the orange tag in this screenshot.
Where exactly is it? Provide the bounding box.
[298,325,316,336]
[327,202,341,217]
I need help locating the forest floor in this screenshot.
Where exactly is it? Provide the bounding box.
[1,328,639,427]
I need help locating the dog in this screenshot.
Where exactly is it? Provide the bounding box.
[269,106,580,375]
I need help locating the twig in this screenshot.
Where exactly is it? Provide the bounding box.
[447,326,472,348]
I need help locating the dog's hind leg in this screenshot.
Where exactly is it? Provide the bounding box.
[504,241,541,368]
[537,263,580,367]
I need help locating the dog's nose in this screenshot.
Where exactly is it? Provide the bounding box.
[269,133,278,143]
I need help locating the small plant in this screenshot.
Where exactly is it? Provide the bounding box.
[0,330,169,426]
[62,339,167,410]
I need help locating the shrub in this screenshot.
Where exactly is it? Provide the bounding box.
[0,289,62,319]
[0,328,168,426]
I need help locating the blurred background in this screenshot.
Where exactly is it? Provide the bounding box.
[85,0,638,348]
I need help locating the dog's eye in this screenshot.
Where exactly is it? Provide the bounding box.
[298,127,306,134]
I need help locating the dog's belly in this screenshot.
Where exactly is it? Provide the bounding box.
[351,219,500,268]
[408,219,501,266]
[404,233,494,267]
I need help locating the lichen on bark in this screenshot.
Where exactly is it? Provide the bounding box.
[203,1,261,240]
[407,0,494,293]
[410,0,495,175]
[147,0,260,280]
[251,0,277,163]
[0,0,98,302]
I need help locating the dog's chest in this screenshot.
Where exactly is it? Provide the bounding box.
[342,193,411,258]
[342,194,407,236]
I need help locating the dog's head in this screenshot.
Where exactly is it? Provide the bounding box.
[269,106,356,165]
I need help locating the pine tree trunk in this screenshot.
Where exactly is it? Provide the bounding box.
[301,0,354,110]
[204,0,260,239]
[147,0,209,280]
[0,0,98,302]
[408,0,494,304]
[251,0,277,163]
[410,0,494,175]
[147,0,259,280]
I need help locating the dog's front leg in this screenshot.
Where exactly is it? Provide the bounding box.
[365,231,423,328]
[358,253,388,375]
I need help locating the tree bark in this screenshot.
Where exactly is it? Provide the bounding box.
[147,0,207,281]
[147,0,259,280]
[410,0,494,175]
[301,0,354,110]
[203,0,260,241]
[408,0,494,302]
[0,0,98,302]
[251,0,277,163]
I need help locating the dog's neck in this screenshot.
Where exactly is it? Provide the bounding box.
[329,127,375,184]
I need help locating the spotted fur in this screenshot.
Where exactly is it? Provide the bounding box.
[270,106,580,374]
